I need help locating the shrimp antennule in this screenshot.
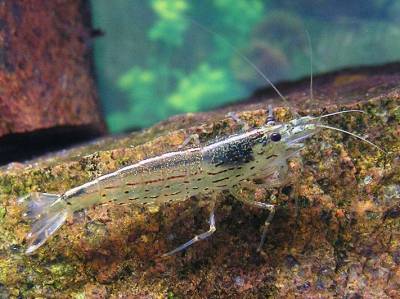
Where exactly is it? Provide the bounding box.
[312,110,365,120]
[315,124,386,153]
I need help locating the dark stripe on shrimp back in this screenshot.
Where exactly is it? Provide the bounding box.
[204,136,259,167]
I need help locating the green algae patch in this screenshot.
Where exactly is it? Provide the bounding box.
[48,262,75,278]
[0,67,399,297]
[0,206,6,221]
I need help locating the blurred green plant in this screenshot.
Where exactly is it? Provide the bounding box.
[91,0,400,132]
[212,0,264,43]
[149,0,189,46]
[107,0,267,132]
[167,63,245,112]
[113,65,180,131]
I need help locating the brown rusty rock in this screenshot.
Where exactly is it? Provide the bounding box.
[0,63,399,298]
[0,1,104,157]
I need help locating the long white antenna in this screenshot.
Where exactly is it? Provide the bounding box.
[316,124,386,153]
[311,109,365,120]
[305,29,313,103]
[188,18,298,116]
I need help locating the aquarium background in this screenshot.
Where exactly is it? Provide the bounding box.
[90,0,400,132]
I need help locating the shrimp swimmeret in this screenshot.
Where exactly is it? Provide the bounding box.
[20,108,383,255]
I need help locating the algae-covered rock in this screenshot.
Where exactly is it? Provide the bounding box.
[0,64,399,298]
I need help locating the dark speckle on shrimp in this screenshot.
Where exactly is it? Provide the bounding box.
[204,137,256,167]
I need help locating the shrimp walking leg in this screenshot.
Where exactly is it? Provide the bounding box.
[179,133,200,149]
[230,184,276,251]
[226,111,250,131]
[162,208,216,257]
[256,203,275,251]
[264,163,289,187]
[228,104,276,131]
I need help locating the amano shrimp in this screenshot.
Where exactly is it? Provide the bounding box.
[20,108,383,255]
[19,23,385,256]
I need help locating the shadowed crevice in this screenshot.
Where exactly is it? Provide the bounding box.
[0,125,103,165]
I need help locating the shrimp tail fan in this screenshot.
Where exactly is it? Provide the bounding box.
[19,192,69,254]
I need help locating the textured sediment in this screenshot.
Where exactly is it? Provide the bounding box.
[0,64,399,298]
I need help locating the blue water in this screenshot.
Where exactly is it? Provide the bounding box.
[91,0,400,132]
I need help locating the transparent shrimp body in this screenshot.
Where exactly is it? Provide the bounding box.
[21,115,318,255]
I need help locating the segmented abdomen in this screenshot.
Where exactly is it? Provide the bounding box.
[96,148,205,206]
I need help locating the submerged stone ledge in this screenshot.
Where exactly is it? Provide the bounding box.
[0,64,399,298]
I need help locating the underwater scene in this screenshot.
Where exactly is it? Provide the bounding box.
[92,0,400,131]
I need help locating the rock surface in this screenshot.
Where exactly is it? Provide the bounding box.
[0,63,399,298]
[0,0,105,163]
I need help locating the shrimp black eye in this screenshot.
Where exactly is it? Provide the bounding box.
[270,133,281,142]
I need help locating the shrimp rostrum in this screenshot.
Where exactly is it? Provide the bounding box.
[20,106,382,255]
